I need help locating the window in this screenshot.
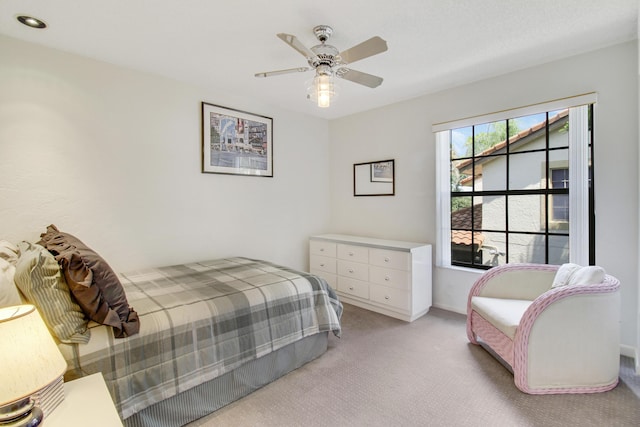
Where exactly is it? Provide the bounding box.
[434,95,595,270]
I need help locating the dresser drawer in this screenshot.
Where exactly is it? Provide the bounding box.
[337,276,369,300]
[337,260,368,281]
[310,240,337,258]
[369,266,410,290]
[369,248,411,271]
[310,255,336,274]
[311,269,337,289]
[337,244,369,263]
[370,285,410,311]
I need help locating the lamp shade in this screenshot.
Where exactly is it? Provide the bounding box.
[0,305,67,406]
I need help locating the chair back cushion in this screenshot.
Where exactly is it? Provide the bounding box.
[552,264,605,288]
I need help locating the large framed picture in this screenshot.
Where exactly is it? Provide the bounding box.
[202,102,273,177]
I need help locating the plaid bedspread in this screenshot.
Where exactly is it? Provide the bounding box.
[62,257,342,420]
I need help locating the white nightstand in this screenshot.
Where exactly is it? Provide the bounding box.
[45,373,123,427]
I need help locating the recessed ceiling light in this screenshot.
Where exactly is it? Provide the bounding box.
[17,15,47,29]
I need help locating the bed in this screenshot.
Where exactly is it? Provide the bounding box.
[59,257,342,426]
[1,227,342,427]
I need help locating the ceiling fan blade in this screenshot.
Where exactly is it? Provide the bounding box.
[255,67,311,78]
[337,68,383,88]
[277,33,315,60]
[339,36,388,65]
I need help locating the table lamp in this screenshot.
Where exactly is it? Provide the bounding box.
[0,305,67,426]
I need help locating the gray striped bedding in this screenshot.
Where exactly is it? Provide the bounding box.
[60,257,342,420]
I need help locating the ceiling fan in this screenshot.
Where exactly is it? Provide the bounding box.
[255,25,388,107]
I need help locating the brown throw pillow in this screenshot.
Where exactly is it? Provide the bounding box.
[38,224,139,338]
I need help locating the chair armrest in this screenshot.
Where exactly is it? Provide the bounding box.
[466,263,558,345]
[513,274,621,393]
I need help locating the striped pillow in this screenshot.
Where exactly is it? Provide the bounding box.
[14,242,90,344]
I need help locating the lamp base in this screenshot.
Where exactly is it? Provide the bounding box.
[0,397,43,427]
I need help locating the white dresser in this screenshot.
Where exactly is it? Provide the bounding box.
[309,234,432,322]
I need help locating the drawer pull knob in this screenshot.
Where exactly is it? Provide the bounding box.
[320,263,325,267]
[349,252,354,256]
[349,287,354,291]
[320,248,324,252]
[348,268,354,273]
[385,296,390,300]
[384,257,390,262]
[385,276,390,281]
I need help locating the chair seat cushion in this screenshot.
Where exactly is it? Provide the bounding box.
[471,296,532,339]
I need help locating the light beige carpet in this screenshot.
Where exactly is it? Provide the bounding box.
[188,304,640,426]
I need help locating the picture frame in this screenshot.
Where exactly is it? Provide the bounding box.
[201,102,273,177]
[354,159,395,196]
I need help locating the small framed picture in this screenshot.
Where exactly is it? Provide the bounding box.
[202,102,273,177]
[354,159,395,196]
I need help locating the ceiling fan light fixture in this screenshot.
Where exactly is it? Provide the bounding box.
[316,74,334,108]
[307,65,337,108]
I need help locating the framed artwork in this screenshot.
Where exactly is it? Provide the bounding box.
[201,102,273,177]
[354,159,395,196]
[370,160,394,182]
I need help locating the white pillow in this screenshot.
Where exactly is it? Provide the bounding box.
[552,263,606,288]
[552,263,581,288]
[568,266,606,286]
[0,257,23,307]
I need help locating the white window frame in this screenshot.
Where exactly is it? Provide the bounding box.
[434,93,596,268]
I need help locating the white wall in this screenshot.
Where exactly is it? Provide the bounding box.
[0,35,331,272]
[329,41,639,352]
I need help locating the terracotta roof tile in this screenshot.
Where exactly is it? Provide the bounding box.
[451,230,485,246]
[451,203,484,247]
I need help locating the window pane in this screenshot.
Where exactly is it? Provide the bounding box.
[474,121,507,156]
[510,112,547,153]
[508,233,546,264]
[450,231,482,265]
[479,232,506,267]
[549,109,569,149]
[451,127,472,159]
[549,164,569,225]
[481,195,505,230]
[551,194,569,221]
[451,160,472,191]
[451,196,473,229]
[508,195,544,233]
[509,151,546,190]
[549,235,570,264]
[479,155,506,191]
[511,112,546,132]
[548,147,568,171]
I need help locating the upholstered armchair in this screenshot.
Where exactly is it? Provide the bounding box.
[466,263,620,394]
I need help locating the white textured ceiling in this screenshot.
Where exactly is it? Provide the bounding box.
[0,0,637,119]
